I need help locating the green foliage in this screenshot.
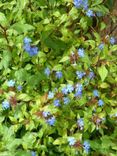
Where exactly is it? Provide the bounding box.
[0,0,117,156]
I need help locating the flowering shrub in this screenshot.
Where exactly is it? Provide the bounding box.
[0,0,117,156]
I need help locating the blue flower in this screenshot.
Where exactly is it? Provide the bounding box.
[77,118,84,130]
[17,85,22,91]
[76,71,86,79]
[46,116,56,126]
[23,37,39,56]
[62,84,74,94]
[29,46,38,56]
[31,151,36,156]
[110,37,116,45]
[98,99,104,106]
[86,9,94,17]
[7,80,15,87]
[82,0,88,10]
[75,84,83,97]
[63,97,70,105]
[54,99,60,107]
[24,37,32,44]
[98,43,104,50]
[78,48,85,57]
[42,111,50,117]
[44,67,51,76]
[74,0,88,10]
[74,0,83,8]
[89,71,94,79]
[62,87,68,95]
[93,90,99,97]
[48,91,54,99]
[83,141,90,153]
[76,83,83,91]
[2,100,10,110]
[66,84,74,93]
[56,71,63,79]
[68,137,76,146]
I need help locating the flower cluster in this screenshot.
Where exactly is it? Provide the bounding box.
[23,37,39,56]
[74,0,94,17]
[42,111,56,126]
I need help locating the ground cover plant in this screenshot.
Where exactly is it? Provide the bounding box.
[0,0,117,156]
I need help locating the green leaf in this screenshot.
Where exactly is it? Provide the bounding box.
[17,93,32,101]
[59,56,69,63]
[0,12,7,26]
[11,23,35,33]
[98,65,108,81]
[53,64,62,70]
[91,0,103,7]
[0,51,12,69]
[15,68,29,82]
[53,138,66,145]
[110,45,117,52]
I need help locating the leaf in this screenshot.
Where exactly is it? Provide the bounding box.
[110,45,117,52]
[98,65,108,82]
[53,138,66,145]
[91,0,103,7]
[11,23,35,33]
[59,56,69,63]
[15,68,29,82]
[0,51,12,69]
[53,64,62,70]
[0,12,7,26]
[17,94,32,101]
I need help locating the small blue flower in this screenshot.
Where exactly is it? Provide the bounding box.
[63,97,70,105]
[48,91,54,99]
[23,37,39,56]
[54,99,60,107]
[46,116,56,126]
[110,37,116,45]
[66,84,74,93]
[29,46,38,56]
[44,67,51,76]
[77,118,84,130]
[7,80,15,87]
[62,87,68,95]
[31,151,36,156]
[42,111,50,117]
[56,71,63,79]
[74,0,83,8]
[75,84,83,97]
[24,37,32,44]
[17,85,22,91]
[68,137,76,146]
[76,83,83,92]
[82,0,88,10]
[76,71,86,79]
[93,90,99,97]
[83,141,90,153]
[74,0,88,10]
[78,48,85,57]
[98,99,104,106]
[2,100,10,110]
[98,43,104,50]
[86,9,94,17]
[89,71,94,79]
